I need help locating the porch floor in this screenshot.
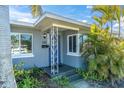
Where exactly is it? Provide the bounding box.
[42,64,75,77]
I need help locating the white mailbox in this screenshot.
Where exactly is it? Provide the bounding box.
[41,33,50,48]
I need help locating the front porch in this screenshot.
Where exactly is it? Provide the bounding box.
[42,64,75,77]
[36,15,89,76]
[42,25,80,75]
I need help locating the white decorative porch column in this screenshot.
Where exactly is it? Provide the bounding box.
[50,26,59,75]
[0,6,17,88]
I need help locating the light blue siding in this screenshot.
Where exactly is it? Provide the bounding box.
[11,26,49,68]
[11,26,87,69]
[62,30,86,69]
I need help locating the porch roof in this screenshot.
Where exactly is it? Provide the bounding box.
[35,12,90,31]
[10,12,91,32]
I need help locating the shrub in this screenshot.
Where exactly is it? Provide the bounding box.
[81,24,124,86]
[51,76,69,87]
[76,69,105,81]
[30,67,44,78]
[18,75,44,88]
[13,62,45,88]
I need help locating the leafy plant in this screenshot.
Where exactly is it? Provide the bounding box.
[76,69,105,81]
[13,62,45,88]
[18,75,44,88]
[51,76,70,87]
[81,24,124,87]
[30,66,44,78]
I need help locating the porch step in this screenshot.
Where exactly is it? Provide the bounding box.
[58,69,76,77]
[42,65,82,82]
[68,73,82,82]
[58,69,82,82]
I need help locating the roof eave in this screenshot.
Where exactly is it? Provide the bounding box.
[34,12,91,28]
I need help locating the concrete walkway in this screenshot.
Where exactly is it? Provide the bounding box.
[70,79,93,88]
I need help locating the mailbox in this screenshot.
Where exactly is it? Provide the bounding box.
[41,33,50,48]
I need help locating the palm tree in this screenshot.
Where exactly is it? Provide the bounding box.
[30,5,42,17]
[93,5,124,38]
[92,5,116,35]
[0,5,42,88]
[0,6,16,88]
[114,6,124,38]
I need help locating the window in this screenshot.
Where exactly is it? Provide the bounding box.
[67,34,88,56]
[79,34,88,53]
[11,33,33,58]
[67,34,79,56]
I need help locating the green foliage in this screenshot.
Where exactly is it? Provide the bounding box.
[92,5,124,37]
[81,6,124,86]
[76,69,105,81]
[30,66,44,78]
[51,76,69,87]
[81,24,124,86]
[18,75,44,88]
[13,62,45,88]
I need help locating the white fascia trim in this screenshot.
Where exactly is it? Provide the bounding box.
[34,13,47,26]
[52,24,79,31]
[12,54,34,59]
[67,52,81,57]
[34,12,91,28]
[10,20,34,27]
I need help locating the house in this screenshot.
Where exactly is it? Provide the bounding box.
[10,12,90,75]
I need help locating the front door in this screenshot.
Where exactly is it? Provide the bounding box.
[49,35,61,66]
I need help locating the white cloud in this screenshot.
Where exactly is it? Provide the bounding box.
[121,16,124,22]
[86,5,93,9]
[86,15,91,18]
[112,17,124,37]
[9,6,37,23]
[113,23,119,28]
[81,20,87,23]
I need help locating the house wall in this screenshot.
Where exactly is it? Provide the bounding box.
[11,26,49,68]
[62,30,87,69]
[11,25,87,70]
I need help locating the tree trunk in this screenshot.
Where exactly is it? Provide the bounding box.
[0,6,17,88]
[118,20,121,38]
[110,20,113,36]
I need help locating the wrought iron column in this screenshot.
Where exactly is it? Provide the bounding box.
[50,26,59,75]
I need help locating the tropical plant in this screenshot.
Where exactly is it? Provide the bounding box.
[92,5,124,37]
[18,75,44,88]
[51,76,70,87]
[76,69,105,81]
[92,5,115,34]
[114,6,124,38]
[30,5,42,17]
[14,62,45,88]
[81,24,124,87]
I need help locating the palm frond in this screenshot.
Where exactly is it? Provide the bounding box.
[30,5,42,17]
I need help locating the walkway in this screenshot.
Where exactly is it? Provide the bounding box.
[70,79,93,88]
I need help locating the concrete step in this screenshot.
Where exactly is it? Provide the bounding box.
[57,69,82,82]
[68,73,82,82]
[58,69,76,77]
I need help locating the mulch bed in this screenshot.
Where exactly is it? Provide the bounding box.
[34,72,61,88]
[86,79,124,88]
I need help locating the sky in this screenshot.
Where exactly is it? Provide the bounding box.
[9,5,124,36]
[9,5,94,24]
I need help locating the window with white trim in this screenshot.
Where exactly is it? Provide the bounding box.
[67,34,79,56]
[79,34,88,53]
[67,34,88,56]
[11,33,33,58]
